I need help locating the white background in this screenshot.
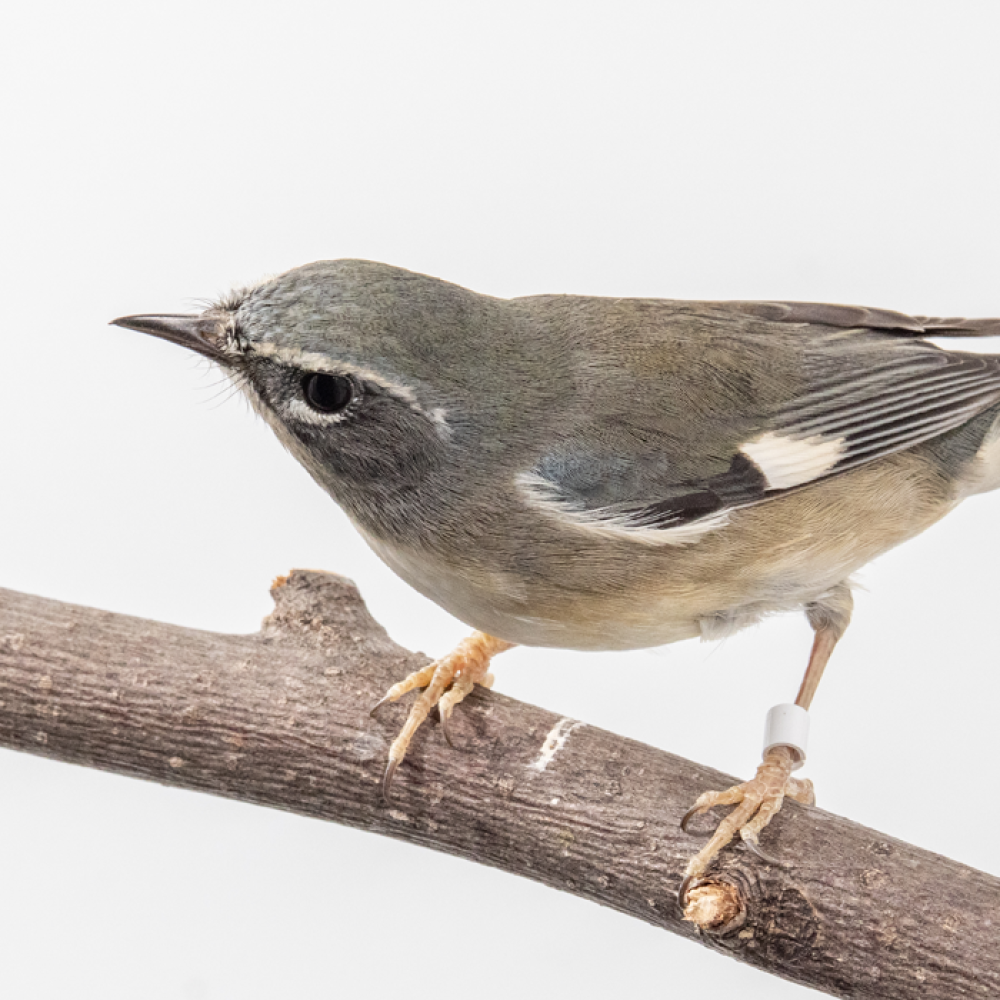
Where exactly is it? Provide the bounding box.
[2,3,999,997]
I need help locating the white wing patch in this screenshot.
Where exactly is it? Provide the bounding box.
[516,472,729,547]
[740,432,846,490]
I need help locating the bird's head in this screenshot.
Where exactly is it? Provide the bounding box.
[113,260,559,534]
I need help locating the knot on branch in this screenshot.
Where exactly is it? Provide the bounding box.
[0,578,997,998]
[684,868,824,975]
[683,880,745,934]
[261,570,389,650]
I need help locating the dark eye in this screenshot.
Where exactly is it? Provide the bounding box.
[301,373,354,414]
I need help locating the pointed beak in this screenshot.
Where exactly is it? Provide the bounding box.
[110,313,231,363]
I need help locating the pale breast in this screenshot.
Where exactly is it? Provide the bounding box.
[358,450,956,651]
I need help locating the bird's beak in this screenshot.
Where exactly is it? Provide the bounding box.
[110,313,231,363]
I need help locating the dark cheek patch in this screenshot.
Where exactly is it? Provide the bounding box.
[303,397,441,488]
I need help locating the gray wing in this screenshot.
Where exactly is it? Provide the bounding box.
[728,301,1000,338]
[522,303,1000,538]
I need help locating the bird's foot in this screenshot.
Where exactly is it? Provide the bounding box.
[679,746,813,897]
[370,631,514,798]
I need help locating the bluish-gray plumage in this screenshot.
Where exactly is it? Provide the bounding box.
[112,259,1000,648]
[112,258,1000,889]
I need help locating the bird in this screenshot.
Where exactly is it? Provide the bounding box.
[112,259,1000,899]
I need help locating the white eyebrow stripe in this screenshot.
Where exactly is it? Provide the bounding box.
[250,340,451,439]
[739,432,846,490]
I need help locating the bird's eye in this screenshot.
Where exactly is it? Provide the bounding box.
[301,373,354,414]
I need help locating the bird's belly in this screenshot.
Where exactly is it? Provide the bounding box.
[359,529,641,647]
[359,451,956,651]
[360,525,833,650]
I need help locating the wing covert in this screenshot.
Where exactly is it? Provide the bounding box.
[520,320,1000,545]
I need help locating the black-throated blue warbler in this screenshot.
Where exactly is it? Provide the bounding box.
[113,260,1000,893]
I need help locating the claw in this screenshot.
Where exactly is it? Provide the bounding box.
[439,706,454,748]
[742,834,784,867]
[370,693,393,718]
[370,633,514,803]
[382,758,399,802]
[680,805,704,833]
[678,874,703,908]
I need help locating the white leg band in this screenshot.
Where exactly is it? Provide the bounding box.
[763,703,809,771]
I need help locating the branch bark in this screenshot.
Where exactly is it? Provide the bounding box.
[0,571,996,998]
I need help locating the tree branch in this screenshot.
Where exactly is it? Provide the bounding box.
[0,571,996,998]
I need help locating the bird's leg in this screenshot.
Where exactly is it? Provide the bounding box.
[371,631,515,797]
[794,620,838,711]
[680,584,853,894]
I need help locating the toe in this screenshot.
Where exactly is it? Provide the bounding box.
[370,662,438,717]
[680,783,753,832]
[371,631,512,799]
[681,747,808,877]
